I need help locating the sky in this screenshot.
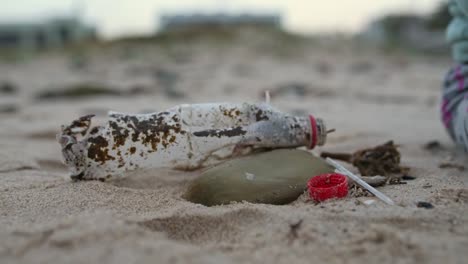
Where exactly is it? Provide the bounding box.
[0,0,446,39]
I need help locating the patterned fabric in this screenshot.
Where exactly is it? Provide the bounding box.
[443,64,468,151]
[447,0,468,62]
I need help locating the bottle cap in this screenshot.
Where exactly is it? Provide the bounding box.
[307,173,348,202]
[308,115,327,149]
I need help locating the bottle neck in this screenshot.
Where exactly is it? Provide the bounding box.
[308,115,327,149]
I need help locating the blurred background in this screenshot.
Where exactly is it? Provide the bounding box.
[0,0,447,38]
[0,0,450,56]
[0,0,453,147]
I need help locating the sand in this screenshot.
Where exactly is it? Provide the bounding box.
[0,31,467,263]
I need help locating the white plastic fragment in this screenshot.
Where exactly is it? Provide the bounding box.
[245,172,255,181]
[363,199,376,206]
[58,102,328,181]
[326,158,395,205]
[264,90,271,104]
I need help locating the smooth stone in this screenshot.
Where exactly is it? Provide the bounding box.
[184,149,334,206]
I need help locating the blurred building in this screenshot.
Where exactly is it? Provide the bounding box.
[0,17,96,53]
[158,13,282,32]
[361,14,447,52]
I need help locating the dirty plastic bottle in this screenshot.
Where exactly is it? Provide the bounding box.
[58,102,328,180]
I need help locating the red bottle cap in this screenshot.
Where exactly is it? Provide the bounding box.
[308,115,318,149]
[307,173,348,202]
[308,115,327,149]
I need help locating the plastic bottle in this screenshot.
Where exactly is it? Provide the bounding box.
[58,102,328,180]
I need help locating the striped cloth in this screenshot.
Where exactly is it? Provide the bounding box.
[442,64,468,151]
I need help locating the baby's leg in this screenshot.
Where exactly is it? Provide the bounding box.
[442,64,468,151]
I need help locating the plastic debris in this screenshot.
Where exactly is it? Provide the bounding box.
[363,199,376,206]
[184,149,334,206]
[307,173,348,202]
[326,158,395,205]
[264,90,271,104]
[58,102,329,180]
[245,172,255,181]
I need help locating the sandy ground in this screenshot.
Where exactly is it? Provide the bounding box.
[0,30,467,263]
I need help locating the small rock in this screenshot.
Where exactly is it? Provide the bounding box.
[361,175,387,187]
[288,219,303,239]
[0,81,18,94]
[402,175,416,180]
[423,140,444,151]
[417,201,434,209]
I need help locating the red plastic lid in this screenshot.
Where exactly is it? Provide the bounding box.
[307,173,348,202]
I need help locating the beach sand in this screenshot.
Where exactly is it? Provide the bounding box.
[1,30,467,263]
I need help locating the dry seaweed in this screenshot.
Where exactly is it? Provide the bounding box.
[321,141,407,176]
